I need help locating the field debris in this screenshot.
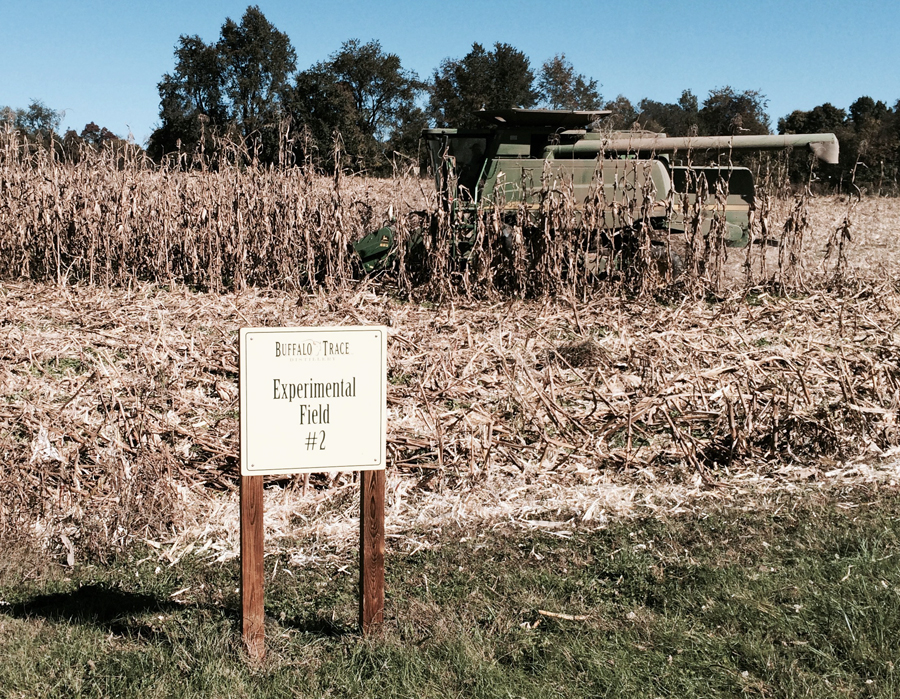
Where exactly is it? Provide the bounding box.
[2,128,899,559]
[1,250,898,558]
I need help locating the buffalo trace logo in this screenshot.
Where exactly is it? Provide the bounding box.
[274,339,351,361]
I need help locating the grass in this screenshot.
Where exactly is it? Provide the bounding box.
[1,487,898,698]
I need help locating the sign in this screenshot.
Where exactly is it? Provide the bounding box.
[240,326,386,476]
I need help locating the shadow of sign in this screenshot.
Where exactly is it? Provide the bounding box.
[2,582,359,640]
[3,584,189,637]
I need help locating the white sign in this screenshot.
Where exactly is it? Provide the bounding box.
[240,326,386,476]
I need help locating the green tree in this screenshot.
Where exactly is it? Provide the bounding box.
[777,103,849,187]
[537,54,602,110]
[0,105,14,129]
[149,5,296,162]
[698,87,770,136]
[383,101,430,174]
[0,100,62,145]
[637,90,698,136]
[148,35,227,159]
[849,96,890,131]
[80,122,119,147]
[846,96,898,192]
[287,68,368,169]
[602,95,638,131]
[288,39,424,172]
[17,100,62,138]
[778,102,846,135]
[323,39,423,142]
[218,5,296,137]
[429,42,538,128]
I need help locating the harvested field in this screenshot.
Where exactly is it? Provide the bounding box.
[2,134,900,563]
[1,191,899,565]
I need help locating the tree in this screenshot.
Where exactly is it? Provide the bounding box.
[698,87,770,136]
[170,35,226,120]
[0,100,62,146]
[537,54,602,110]
[845,96,898,192]
[323,39,423,142]
[848,96,889,131]
[776,103,850,186]
[80,122,119,147]
[288,39,424,172]
[0,106,14,129]
[149,5,296,162]
[636,90,698,136]
[148,35,228,159]
[778,102,846,135]
[429,42,538,128]
[602,95,638,131]
[287,67,368,169]
[17,100,62,138]
[218,5,296,137]
[383,101,430,173]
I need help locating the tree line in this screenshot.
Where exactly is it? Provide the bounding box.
[3,5,899,192]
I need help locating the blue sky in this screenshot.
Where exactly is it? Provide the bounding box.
[2,0,898,145]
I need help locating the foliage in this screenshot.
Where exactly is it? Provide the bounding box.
[287,68,368,169]
[295,39,425,173]
[602,95,639,130]
[779,102,847,135]
[0,100,62,148]
[150,11,422,172]
[536,54,602,110]
[9,6,900,189]
[324,39,423,144]
[148,35,229,159]
[779,97,900,193]
[429,42,538,128]
[636,90,699,136]
[15,100,62,138]
[698,86,771,136]
[218,6,296,139]
[78,122,120,148]
[149,5,296,162]
[382,101,430,174]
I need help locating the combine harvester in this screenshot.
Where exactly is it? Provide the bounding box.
[355,108,839,276]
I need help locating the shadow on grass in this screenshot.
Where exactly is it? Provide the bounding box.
[2,584,185,636]
[279,611,357,637]
[1,583,359,640]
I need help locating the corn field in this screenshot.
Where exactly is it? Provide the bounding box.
[2,128,899,560]
[0,128,849,298]
[0,132,425,293]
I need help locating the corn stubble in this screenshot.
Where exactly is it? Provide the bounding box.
[1,129,898,559]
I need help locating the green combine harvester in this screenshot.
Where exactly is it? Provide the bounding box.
[354,108,839,275]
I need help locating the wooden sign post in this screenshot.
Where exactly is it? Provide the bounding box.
[240,474,265,660]
[359,468,385,631]
[239,327,387,660]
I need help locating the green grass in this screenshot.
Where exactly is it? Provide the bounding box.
[1,488,898,698]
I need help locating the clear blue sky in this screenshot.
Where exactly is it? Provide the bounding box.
[2,0,898,145]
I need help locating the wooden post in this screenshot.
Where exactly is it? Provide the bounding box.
[359,468,385,633]
[241,474,265,660]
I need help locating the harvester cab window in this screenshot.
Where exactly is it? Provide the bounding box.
[426,135,488,202]
[530,134,550,158]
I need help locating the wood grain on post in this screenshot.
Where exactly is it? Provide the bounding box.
[359,468,385,633]
[241,474,265,660]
